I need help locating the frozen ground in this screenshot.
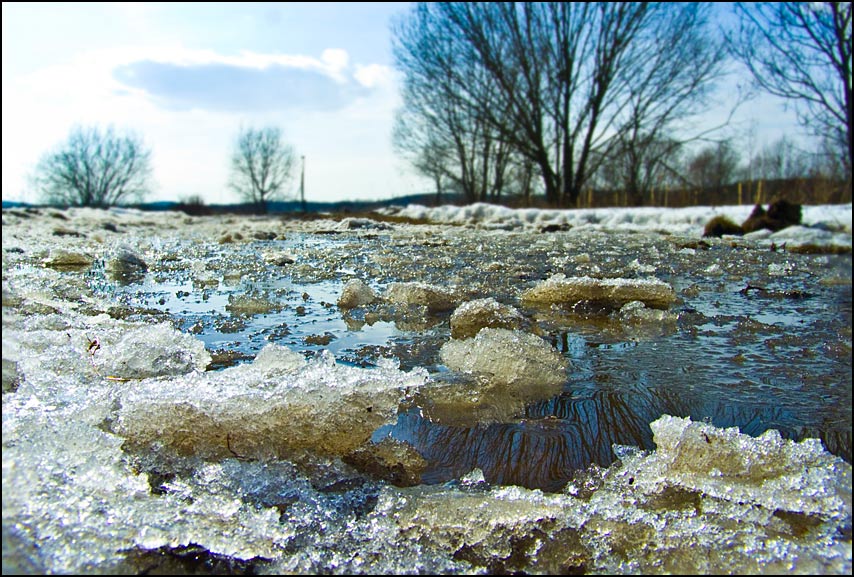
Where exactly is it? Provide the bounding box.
[2,203,852,574]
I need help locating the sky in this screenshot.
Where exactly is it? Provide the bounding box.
[2,2,805,206]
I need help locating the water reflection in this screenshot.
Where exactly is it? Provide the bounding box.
[388,378,851,492]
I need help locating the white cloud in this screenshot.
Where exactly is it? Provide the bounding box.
[143,46,350,77]
[320,48,351,80]
[105,45,379,113]
[354,64,395,88]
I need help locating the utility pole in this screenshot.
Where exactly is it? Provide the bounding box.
[299,155,306,213]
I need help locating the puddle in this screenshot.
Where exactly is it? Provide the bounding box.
[86,229,852,490]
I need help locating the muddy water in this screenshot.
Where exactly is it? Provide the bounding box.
[95,226,853,492]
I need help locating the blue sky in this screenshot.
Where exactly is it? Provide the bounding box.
[2,2,802,205]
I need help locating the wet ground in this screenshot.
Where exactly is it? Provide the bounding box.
[3,207,852,574]
[91,222,853,492]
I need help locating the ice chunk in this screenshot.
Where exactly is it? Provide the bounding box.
[93,322,211,379]
[385,282,457,313]
[113,345,427,459]
[628,258,656,274]
[460,468,486,486]
[440,328,567,392]
[6,319,210,387]
[105,247,148,276]
[338,278,379,309]
[2,417,293,573]
[2,357,22,392]
[522,274,676,309]
[449,297,527,339]
[263,250,296,266]
[379,484,585,574]
[343,437,427,486]
[641,415,852,517]
[251,343,306,374]
[336,217,393,231]
[616,300,678,325]
[414,373,532,425]
[225,293,283,315]
[42,250,93,270]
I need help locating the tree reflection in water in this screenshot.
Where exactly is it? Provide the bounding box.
[387,381,851,492]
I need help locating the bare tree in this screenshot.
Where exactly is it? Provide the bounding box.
[32,125,152,208]
[687,141,742,195]
[393,112,453,205]
[729,2,852,178]
[607,3,728,205]
[392,2,729,207]
[750,136,811,181]
[392,5,519,204]
[594,133,685,202]
[229,126,297,214]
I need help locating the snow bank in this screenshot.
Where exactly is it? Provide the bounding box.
[382,202,852,241]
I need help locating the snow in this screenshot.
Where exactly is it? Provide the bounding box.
[383,202,852,249]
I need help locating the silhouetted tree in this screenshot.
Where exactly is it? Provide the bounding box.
[392,2,728,207]
[229,126,297,214]
[605,3,728,206]
[32,125,152,207]
[593,134,685,204]
[729,2,852,178]
[393,6,518,204]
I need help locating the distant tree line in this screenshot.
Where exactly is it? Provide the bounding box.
[30,124,299,213]
[589,134,850,208]
[392,2,852,207]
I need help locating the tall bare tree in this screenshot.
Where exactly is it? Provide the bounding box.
[392,2,729,207]
[32,125,152,208]
[749,136,811,181]
[393,111,453,205]
[729,2,852,178]
[229,126,297,214]
[393,5,519,204]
